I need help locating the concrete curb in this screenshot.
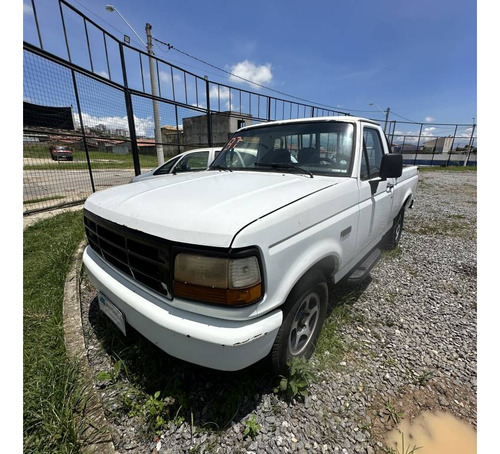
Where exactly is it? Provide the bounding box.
[63,240,116,454]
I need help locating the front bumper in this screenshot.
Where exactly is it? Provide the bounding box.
[83,246,282,371]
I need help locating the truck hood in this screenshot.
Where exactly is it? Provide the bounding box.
[84,170,339,248]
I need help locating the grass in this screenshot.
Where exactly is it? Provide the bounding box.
[23,195,65,205]
[23,147,159,170]
[418,165,476,172]
[406,218,473,238]
[24,210,88,453]
[315,287,367,368]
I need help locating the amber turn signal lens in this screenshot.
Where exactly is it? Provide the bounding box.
[173,281,262,306]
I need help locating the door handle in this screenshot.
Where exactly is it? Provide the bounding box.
[386,182,395,193]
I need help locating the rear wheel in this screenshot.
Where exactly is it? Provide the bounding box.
[384,207,405,250]
[271,270,328,373]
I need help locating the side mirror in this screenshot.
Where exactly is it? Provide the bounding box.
[379,153,403,180]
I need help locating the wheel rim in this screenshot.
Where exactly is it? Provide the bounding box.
[288,291,320,355]
[394,214,403,242]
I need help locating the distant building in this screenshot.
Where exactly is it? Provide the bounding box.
[161,125,184,158]
[113,128,129,137]
[392,143,418,154]
[160,112,252,158]
[422,137,453,154]
[182,112,253,147]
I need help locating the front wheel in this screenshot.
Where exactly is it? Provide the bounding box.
[270,270,328,373]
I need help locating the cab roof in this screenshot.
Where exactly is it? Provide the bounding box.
[238,115,380,132]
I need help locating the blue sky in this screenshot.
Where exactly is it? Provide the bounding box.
[23,0,477,138]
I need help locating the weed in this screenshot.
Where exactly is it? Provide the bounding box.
[383,245,403,259]
[383,399,403,425]
[96,358,127,383]
[128,391,176,435]
[274,356,316,401]
[243,415,261,440]
[413,371,434,387]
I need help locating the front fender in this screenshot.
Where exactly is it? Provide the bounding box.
[259,236,343,315]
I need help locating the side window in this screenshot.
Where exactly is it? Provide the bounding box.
[154,155,181,175]
[361,128,384,180]
[174,151,209,173]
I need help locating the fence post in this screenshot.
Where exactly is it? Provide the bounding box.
[267,97,271,122]
[70,69,95,193]
[174,105,181,155]
[447,125,458,167]
[205,78,213,146]
[390,121,396,147]
[119,43,141,176]
[31,0,44,50]
[464,123,476,167]
[414,124,423,166]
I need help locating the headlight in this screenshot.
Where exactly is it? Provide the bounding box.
[173,253,262,306]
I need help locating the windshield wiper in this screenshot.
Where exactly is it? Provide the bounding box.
[211,165,233,172]
[254,162,314,178]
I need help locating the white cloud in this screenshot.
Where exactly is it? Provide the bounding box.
[74,112,154,137]
[228,60,272,88]
[23,2,33,15]
[97,70,109,79]
[425,116,435,122]
[209,86,237,111]
[159,71,181,84]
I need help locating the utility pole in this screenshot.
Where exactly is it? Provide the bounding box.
[145,23,164,165]
[369,103,390,133]
[383,107,390,134]
[106,6,165,166]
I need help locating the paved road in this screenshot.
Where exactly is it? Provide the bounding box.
[23,168,137,212]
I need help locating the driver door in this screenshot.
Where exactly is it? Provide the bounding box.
[355,125,395,252]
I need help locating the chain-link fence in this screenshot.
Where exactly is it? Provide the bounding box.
[23,0,476,215]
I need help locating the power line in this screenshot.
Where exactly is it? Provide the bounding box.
[70,1,433,124]
[153,37,353,113]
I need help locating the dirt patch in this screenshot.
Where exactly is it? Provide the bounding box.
[369,378,476,452]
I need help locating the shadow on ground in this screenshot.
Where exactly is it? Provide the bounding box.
[87,277,370,433]
[88,297,277,431]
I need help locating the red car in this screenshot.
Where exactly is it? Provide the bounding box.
[50,145,73,161]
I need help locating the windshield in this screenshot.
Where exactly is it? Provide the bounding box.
[210,121,355,176]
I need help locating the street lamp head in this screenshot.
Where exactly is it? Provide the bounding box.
[105,5,115,12]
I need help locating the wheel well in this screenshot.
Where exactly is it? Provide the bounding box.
[300,256,337,287]
[403,194,413,210]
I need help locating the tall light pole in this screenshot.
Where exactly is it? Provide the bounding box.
[106,5,164,165]
[369,103,390,134]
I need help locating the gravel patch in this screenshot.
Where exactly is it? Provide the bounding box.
[80,169,476,453]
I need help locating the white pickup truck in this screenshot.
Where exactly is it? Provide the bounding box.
[83,116,418,372]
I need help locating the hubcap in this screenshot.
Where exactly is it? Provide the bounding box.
[288,292,320,355]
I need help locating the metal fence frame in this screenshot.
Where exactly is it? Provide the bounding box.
[23,0,476,215]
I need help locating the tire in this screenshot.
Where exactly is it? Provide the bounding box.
[271,270,328,373]
[384,207,405,250]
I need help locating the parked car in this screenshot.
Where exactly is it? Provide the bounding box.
[83,116,418,372]
[131,147,221,182]
[49,145,73,161]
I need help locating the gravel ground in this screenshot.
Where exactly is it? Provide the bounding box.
[80,169,476,453]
